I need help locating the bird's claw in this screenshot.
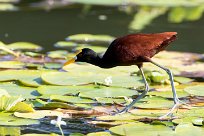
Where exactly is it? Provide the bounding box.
[159,99,190,119]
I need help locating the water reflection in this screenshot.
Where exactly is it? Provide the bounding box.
[0,0,203,53]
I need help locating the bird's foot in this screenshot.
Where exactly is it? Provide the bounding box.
[159,98,190,119]
[112,106,130,115]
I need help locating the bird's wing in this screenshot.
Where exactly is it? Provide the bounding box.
[103,32,177,62]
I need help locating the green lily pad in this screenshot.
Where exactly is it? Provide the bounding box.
[24,52,44,57]
[0,61,24,69]
[175,108,204,118]
[54,41,78,48]
[175,123,204,136]
[192,118,203,126]
[0,83,40,99]
[87,132,112,136]
[97,113,142,121]
[14,110,63,119]
[9,102,34,113]
[47,50,68,59]
[44,63,62,69]
[0,126,20,136]
[0,41,19,57]
[0,95,23,111]
[50,95,95,103]
[174,77,194,84]
[22,134,59,136]
[109,122,173,136]
[66,34,115,44]
[8,42,42,51]
[0,88,9,97]
[173,117,198,125]
[184,85,204,96]
[79,87,138,98]
[135,96,173,109]
[0,112,39,126]
[96,97,126,104]
[148,90,189,98]
[33,99,77,109]
[0,95,34,112]
[0,70,43,87]
[41,71,99,85]
[75,45,107,53]
[37,85,98,96]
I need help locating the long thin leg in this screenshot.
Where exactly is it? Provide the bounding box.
[118,66,149,113]
[147,58,182,118]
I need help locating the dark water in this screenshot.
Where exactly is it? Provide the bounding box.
[0,5,203,53]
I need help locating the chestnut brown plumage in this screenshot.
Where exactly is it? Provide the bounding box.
[64,32,182,117]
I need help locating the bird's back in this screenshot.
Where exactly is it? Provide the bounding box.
[102,32,177,66]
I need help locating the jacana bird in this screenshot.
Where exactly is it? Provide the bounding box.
[63,32,183,117]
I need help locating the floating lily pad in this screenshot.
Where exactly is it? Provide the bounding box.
[0,95,34,112]
[41,71,99,85]
[87,132,112,136]
[54,41,78,48]
[175,123,204,136]
[33,99,77,109]
[97,113,142,121]
[0,126,20,136]
[14,110,63,119]
[37,85,98,96]
[21,134,59,136]
[192,118,203,126]
[0,88,9,97]
[0,70,43,87]
[79,87,138,98]
[173,117,198,125]
[0,112,39,126]
[50,95,95,103]
[148,90,189,98]
[24,52,44,57]
[0,83,40,99]
[0,61,24,69]
[75,45,107,53]
[109,122,173,136]
[175,108,204,118]
[135,96,173,109]
[184,85,204,96]
[8,42,42,51]
[174,77,194,84]
[47,50,68,59]
[96,97,126,104]
[66,34,115,44]
[44,63,62,69]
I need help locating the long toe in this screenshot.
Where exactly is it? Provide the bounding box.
[159,102,180,119]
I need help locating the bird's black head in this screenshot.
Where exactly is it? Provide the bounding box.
[75,48,98,63]
[63,48,101,67]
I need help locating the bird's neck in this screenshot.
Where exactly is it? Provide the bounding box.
[89,55,104,68]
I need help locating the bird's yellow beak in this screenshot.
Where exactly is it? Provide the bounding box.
[63,49,82,67]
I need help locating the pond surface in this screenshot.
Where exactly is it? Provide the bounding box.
[0,4,203,53]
